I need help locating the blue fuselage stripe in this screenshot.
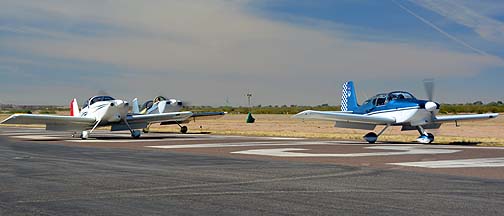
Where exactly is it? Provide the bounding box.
[366,106,420,115]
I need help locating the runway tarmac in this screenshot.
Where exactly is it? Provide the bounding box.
[1,127,504,215]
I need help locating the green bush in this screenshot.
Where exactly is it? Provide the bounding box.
[39,110,57,114]
[9,109,32,114]
[187,103,503,115]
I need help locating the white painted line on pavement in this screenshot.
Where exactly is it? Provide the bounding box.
[389,157,504,168]
[231,146,460,157]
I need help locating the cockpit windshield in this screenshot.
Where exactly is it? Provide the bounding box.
[362,91,417,108]
[82,96,116,109]
[142,100,154,110]
[153,96,166,103]
[363,93,389,107]
[388,92,415,101]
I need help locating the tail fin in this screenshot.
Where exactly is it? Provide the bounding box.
[132,98,140,114]
[341,81,359,112]
[70,98,80,116]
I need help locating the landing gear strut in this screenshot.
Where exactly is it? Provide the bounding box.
[123,119,141,139]
[79,117,104,140]
[363,124,390,144]
[143,123,151,133]
[416,126,434,144]
[173,121,188,134]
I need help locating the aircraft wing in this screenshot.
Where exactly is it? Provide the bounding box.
[434,113,499,123]
[0,114,96,131]
[293,110,395,125]
[190,112,226,120]
[158,111,226,125]
[127,111,194,124]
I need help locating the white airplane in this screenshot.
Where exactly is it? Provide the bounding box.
[1,95,193,139]
[132,96,225,133]
[293,81,499,144]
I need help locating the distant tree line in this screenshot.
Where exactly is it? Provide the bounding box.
[187,101,504,114]
[1,101,503,115]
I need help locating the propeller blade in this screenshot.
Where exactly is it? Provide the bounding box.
[423,79,434,101]
[97,89,110,96]
[181,100,192,108]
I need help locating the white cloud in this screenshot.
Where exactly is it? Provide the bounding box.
[2,0,502,77]
[0,0,503,105]
[412,0,504,44]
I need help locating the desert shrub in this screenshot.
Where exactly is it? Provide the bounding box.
[39,110,57,114]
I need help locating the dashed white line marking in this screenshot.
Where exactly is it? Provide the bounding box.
[389,157,504,168]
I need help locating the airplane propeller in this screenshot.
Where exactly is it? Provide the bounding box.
[423,79,438,119]
[423,79,434,101]
[180,100,192,109]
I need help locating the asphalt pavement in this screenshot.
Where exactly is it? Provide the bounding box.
[1,130,504,215]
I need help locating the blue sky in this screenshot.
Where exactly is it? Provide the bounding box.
[0,0,503,106]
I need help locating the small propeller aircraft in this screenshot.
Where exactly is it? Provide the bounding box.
[0,95,193,139]
[293,81,499,144]
[132,96,225,134]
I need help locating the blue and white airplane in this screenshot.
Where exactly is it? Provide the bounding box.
[293,81,499,144]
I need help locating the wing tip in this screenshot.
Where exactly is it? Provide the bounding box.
[292,110,312,119]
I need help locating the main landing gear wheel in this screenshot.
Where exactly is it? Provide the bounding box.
[180,126,188,134]
[427,133,434,142]
[363,132,378,144]
[131,130,141,139]
[81,131,89,140]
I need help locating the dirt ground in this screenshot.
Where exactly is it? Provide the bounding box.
[1,113,503,145]
[148,114,504,145]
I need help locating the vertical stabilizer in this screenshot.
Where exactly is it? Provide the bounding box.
[341,81,359,112]
[70,98,80,116]
[132,98,140,114]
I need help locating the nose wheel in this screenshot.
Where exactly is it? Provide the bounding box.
[416,126,434,143]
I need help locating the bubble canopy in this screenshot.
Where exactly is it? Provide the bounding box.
[82,96,116,109]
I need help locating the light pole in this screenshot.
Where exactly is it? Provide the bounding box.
[246,93,252,112]
[245,92,255,123]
